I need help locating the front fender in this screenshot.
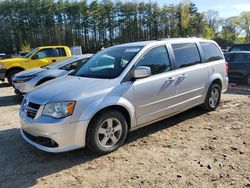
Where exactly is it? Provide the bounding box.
[76,96,136,128]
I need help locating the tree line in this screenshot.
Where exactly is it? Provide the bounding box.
[0,0,249,54]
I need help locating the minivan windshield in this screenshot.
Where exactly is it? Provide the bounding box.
[75,46,142,79]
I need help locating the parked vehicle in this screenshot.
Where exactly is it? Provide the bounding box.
[0,53,6,59]
[0,46,71,84]
[229,44,250,52]
[224,51,250,85]
[12,54,92,95]
[20,38,228,154]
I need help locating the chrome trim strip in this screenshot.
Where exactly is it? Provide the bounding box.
[139,87,204,108]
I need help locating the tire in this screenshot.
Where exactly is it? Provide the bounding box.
[201,83,221,111]
[86,110,128,154]
[7,69,22,85]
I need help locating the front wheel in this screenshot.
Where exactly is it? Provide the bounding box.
[201,83,221,111]
[86,110,128,154]
[7,69,22,85]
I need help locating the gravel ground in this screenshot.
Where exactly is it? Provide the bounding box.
[0,83,249,188]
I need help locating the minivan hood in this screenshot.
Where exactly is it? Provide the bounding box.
[26,76,117,104]
[15,68,45,77]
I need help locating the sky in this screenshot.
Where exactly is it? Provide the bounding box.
[155,0,250,18]
[87,0,250,18]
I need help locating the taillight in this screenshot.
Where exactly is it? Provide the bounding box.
[225,61,228,75]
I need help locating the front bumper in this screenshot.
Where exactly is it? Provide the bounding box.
[20,108,89,153]
[0,68,6,81]
[13,81,36,94]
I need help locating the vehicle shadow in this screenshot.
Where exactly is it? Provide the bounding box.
[0,82,10,88]
[0,107,207,187]
[0,95,22,107]
[226,87,250,96]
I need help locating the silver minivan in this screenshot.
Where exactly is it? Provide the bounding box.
[20,38,228,154]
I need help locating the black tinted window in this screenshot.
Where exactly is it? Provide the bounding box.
[233,53,250,62]
[57,48,66,56]
[230,44,250,51]
[172,43,201,69]
[200,42,223,62]
[136,46,171,75]
[224,53,234,62]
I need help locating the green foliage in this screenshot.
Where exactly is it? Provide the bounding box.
[20,41,31,52]
[0,0,248,54]
[203,25,215,39]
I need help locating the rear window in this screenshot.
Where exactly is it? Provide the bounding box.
[172,43,201,69]
[226,53,250,63]
[230,44,250,51]
[200,42,223,62]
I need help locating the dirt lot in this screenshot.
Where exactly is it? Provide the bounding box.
[0,83,249,188]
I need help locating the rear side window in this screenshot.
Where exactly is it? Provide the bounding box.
[172,43,201,69]
[136,46,171,75]
[56,48,67,56]
[233,53,250,63]
[200,42,223,62]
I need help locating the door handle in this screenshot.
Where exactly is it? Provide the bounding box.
[179,74,187,78]
[166,77,175,81]
[52,60,56,62]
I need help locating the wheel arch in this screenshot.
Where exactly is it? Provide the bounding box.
[206,73,223,92]
[5,67,25,77]
[88,105,132,131]
[36,76,55,86]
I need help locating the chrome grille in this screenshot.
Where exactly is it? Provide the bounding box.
[24,101,40,119]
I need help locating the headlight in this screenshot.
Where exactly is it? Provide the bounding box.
[14,75,37,83]
[42,101,76,118]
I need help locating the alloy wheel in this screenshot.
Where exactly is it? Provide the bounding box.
[97,118,122,148]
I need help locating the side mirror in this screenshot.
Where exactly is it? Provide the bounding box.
[132,66,151,79]
[31,54,38,60]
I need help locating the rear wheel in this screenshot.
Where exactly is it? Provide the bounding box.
[201,83,221,111]
[86,110,128,154]
[7,69,22,85]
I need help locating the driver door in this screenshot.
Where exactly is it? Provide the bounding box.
[133,45,179,125]
[30,48,57,68]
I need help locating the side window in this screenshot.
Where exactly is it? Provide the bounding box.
[62,60,82,71]
[57,48,67,57]
[246,54,250,61]
[136,46,171,75]
[35,48,55,59]
[172,43,201,69]
[65,59,90,74]
[234,54,244,62]
[200,42,223,62]
[233,54,250,63]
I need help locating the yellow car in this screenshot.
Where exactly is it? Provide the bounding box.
[0,46,71,84]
